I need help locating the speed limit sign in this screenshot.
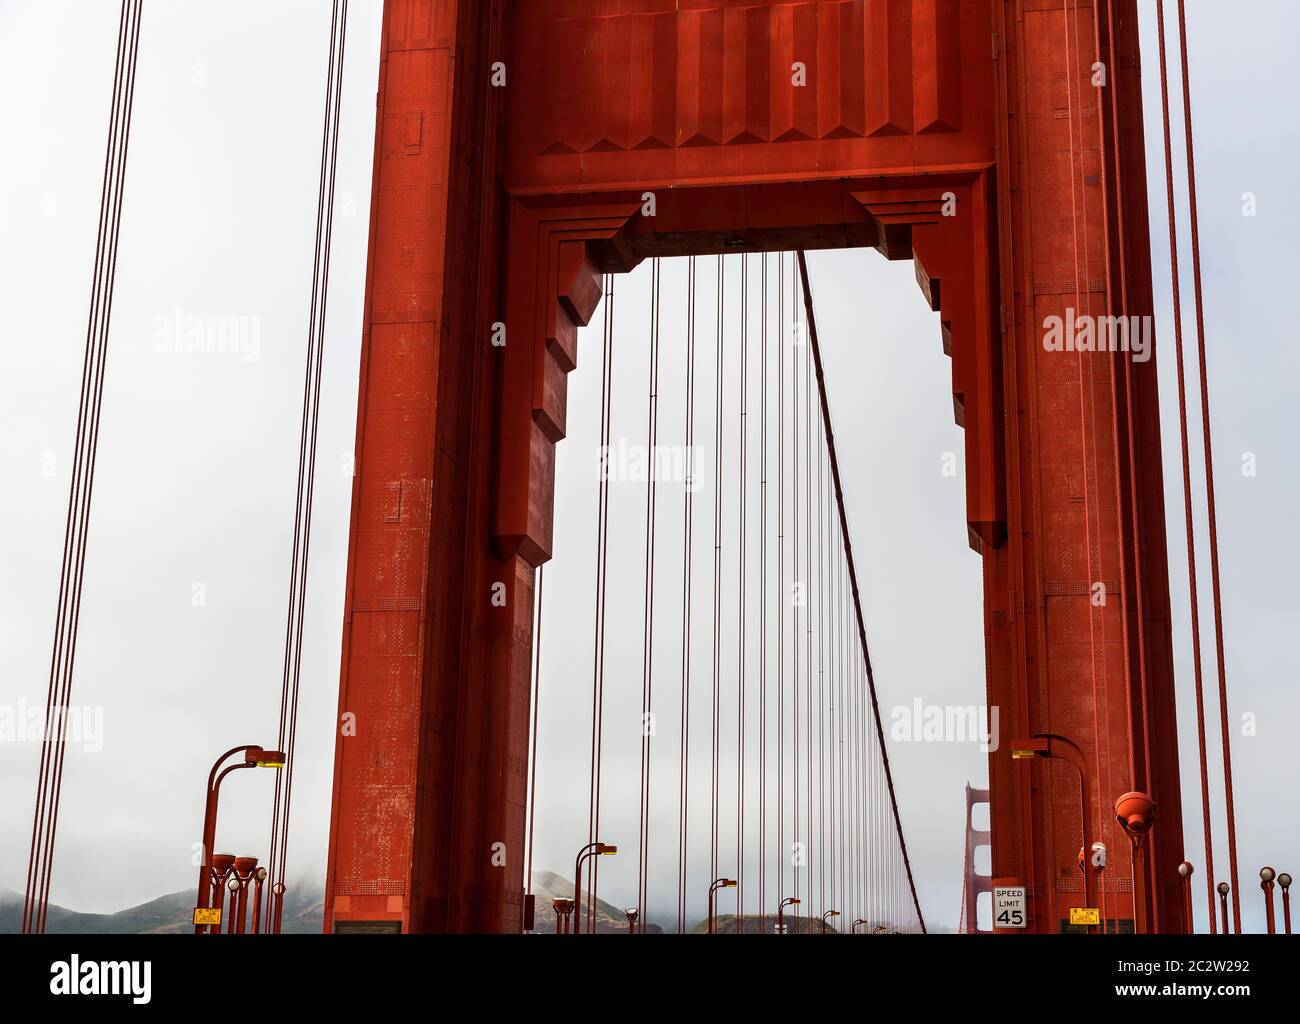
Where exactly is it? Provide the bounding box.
[993,886,1026,929]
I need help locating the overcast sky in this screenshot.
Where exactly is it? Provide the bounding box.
[1,0,1297,933]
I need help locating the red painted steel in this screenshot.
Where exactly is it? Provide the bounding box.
[326,0,1187,933]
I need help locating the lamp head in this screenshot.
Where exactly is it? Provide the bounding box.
[212,853,237,874]
[1260,866,1276,884]
[1178,861,1193,879]
[1114,791,1156,836]
[1278,873,1292,891]
[1217,882,1230,896]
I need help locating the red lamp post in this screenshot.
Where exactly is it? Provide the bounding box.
[1012,735,1098,932]
[1259,867,1277,935]
[1217,882,1230,931]
[707,878,737,934]
[1178,861,1195,933]
[821,909,840,934]
[624,907,639,934]
[250,866,269,934]
[231,856,258,933]
[1115,791,1157,935]
[777,896,799,935]
[1278,874,1292,935]
[572,842,616,934]
[551,897,574,934]
[851,918,867,934]
[194,745,285,934]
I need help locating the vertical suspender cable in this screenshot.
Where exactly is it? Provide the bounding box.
[635,260,662,931]
[736,255,749,924]
[776,254,786,917]
[24,0,143,935]
[797,252,926,931]
[709,257,726,893]
[265,0,349,931]
[676,259,697,933]
[1155,0,1219,934]
[758,254,769,921]
[584,275,616,933]
[802,278,814,925]
[791,253,801,923]
[1175,0,1242,933]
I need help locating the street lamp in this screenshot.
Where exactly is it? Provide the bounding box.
[1115,791,1156,935]
[1217,882,1230,931]
[821,909,840,934]
[572,842,617,935]
[1278,874,1292,935]
[777,896,800,935]
[1178,861,1195,933]
[851,918,867,934]
[250,866,269,934]
[707,878,737,934]
[194,745,286,934]
[1011,735,1098,932]
[552,897,575,934]
[624,907,639,934]
[1259,867,1277,935]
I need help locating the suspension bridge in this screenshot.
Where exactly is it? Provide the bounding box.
[11,0,1289,941]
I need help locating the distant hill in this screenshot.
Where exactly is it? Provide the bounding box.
[528,869,663,933]
[6,878,872,934]
[0,884,324,935]
[693,913,839,935]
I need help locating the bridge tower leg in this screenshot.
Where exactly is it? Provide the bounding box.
[986,0,1186,932]
[323,0,521,933]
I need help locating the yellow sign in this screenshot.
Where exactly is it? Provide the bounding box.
[193,907,222,926]
[1069,907,1100,926]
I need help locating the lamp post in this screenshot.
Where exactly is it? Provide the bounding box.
[572,842,617,934]
[1178,861,1195,934]
[1011,735,1097,931]
[208,853,235,935]
[231,856,258,933]
[624,907,639,934]
[708,878,737,935]
[224,876,241,934]
[1278,874,1292,935]
[552,897,574,934]
[1259,867,1277,935]
[851,918,867,934]
[1217,882,1230,931]
[250,866,268,934]
[777,897,800,935]
[1115,791,1156,935]
[821,909,840,934]
[194,745,285,934]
